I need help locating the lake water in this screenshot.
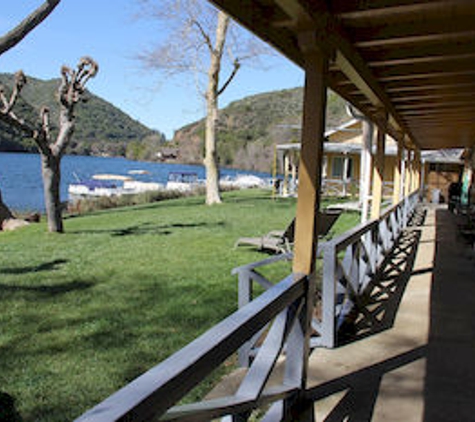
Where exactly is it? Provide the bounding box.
[0,153,270,212]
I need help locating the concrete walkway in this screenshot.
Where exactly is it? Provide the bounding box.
[307,205,475,421]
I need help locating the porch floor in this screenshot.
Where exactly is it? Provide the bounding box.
[308,204,475,421]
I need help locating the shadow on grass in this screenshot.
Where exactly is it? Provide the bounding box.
[69,221,225,237]
[0,392,23,422]
[0,259,68,275]
[0,279,94,297]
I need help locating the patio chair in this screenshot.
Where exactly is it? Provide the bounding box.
[234,208,343,254]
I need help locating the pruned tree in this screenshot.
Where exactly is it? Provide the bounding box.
[137,0,268,205]
[0,58,98,232]
[0,0,61,229]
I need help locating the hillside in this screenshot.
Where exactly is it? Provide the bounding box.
[0,73,165,159]
[171,87,348,173]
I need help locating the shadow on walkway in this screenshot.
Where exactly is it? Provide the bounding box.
[338,209,425,345]
[423,209,475,421]
[306,346,427,421]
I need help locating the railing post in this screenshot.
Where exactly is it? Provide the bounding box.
[238,270,253,367]
[321,245,337,347]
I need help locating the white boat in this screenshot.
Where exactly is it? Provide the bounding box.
[69,176,164,200]
[166,172,202,192]
[220,174,269,189]
[123,180,164,193]
[68,179,122,198]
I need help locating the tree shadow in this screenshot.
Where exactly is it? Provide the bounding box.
[0,279,94,297]
[68,221,225,237]
[0,259,68,275]
[0,392,23,422]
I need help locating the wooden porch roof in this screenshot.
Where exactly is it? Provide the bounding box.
[211,0,475,151]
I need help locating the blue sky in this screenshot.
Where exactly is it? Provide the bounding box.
[0,0,304,139]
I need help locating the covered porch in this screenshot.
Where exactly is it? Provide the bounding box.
[76,1,475,421]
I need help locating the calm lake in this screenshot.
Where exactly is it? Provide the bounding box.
[0,152,270,212]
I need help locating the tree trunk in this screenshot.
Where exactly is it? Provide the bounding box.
[203,11,229,205]
[0,189,14,225]
[41,152,63,233]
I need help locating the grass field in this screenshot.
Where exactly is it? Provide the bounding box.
[0,189,359,421]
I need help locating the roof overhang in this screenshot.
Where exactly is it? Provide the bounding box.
[211,0,475,151]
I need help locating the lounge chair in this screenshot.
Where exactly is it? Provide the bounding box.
[235,208,343,254]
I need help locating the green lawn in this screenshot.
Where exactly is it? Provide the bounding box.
[0,189,359,421]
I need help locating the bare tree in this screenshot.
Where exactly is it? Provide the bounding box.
[0,0,61,228]
[138,0,267,205]
[0,59,98,232]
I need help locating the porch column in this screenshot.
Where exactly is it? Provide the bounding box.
[404,149,412,196]
[291,152,298,195]
[287,35,328,421]
[292,41,328,276]
[416,149,422,191]
[370,115,387,219]
[342,153,349,196]
[392,135,403,204]
[360,119,373,222]
[283,151,290,196]
[411,149,418,192]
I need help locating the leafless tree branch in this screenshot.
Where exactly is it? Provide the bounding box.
[0,0,61,56]
[217,58,240,97]
[191,19,214,53]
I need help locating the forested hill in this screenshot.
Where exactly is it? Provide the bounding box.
[0,73,165,159]
[171,87,348,173]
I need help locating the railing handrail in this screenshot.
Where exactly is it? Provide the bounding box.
[323,190,418,253]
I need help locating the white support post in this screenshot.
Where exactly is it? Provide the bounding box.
[360,119,373,223]
[370,114,387,220]
[393,135,403,205]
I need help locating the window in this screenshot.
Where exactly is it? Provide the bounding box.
[332,156,344,178]
[331,156,353,180]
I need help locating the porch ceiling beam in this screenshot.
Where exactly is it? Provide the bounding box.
[391,92,475,103]
[373,59,475,80]
[360,40,475,63]
[367,52,475,68]
[402,111,475,119]
[404,116,475,124]
[378,69,475,83]
[383,81,475,94]
[354,29,475,49]
[396,101,475,111]
[275,0,417,147]
[333,0,467,20]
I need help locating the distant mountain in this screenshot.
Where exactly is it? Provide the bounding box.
[171,87,348,173]
[0,73,165,159]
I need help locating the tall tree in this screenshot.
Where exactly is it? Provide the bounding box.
[0,59,98,232]
[0,0,61,228]
[138,0,267,205]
